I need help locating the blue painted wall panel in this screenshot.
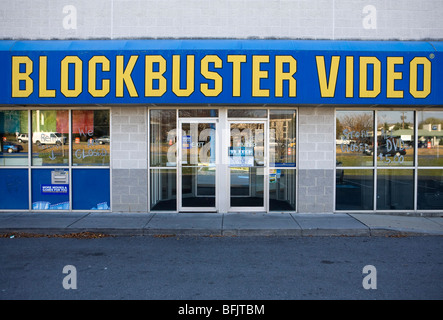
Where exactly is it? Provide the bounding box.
[72,169,110,210]
[0,169,28,210]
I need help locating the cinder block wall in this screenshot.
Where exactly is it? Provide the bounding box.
[298,107,335,212]
[0,0,442,41]
[111,107,148,212]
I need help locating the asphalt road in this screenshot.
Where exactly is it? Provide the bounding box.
[0,235,442,301]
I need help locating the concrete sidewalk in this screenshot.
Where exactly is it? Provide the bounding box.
[0,211,442,237]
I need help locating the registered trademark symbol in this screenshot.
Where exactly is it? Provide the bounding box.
[429,53,435,59]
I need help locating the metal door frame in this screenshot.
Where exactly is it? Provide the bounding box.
[177,118,218,212]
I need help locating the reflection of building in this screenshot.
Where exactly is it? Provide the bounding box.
[418,124,443,147]
[0,0,442,215]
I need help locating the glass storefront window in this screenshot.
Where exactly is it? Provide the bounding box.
[336,109,443,212]
[31,110,69,166]
[150,110,177,167]
[182,167,216,207]
[179,109,218,117]
[336,110,374,167]
[336,169,374,210]
[150,169,177,211]
[230,123,264,166]
[417,169,443,210]
[377,111,414,167]
[270,110,296,167]
[72,110,110,166]
[269,169,296,211]
[230,167,264,207]
[0,110,29,166]
[418,111,443,167]
[376,169,414,210]
[228,109,267,118]
[0,108,111,212]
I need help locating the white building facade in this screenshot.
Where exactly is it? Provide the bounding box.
[0,0,442,215]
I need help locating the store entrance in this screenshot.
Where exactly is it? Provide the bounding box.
[228,121,266,211]
[149,108,297,213]
[177,118,267,212]
[178,119,217,211]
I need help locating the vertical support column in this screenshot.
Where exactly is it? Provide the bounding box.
[218,109,229,213]
[111,106,148,212]
[298,106,335,213]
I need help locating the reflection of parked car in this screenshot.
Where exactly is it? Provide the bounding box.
[363,146,373,156]
[33,132,67,146]
[96,135,110,144]
[378,145,406,156]
[2,141,23,153]
[17,133,28,143]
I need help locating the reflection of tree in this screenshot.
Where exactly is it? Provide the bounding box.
[393,122,411,130]
[336,113,372,142]
[418,117,443,129]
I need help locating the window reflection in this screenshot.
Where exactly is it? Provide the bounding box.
[336,111,374,167]
[228,109,267,118]
[32,110,69,166]
[230,167,264,207]
[377,111,414,167]
[335,169,374,210]
[0,110,28,166]
[417,169,443,210]
[179,109,218,117]
[72,110,110,166]
[230,123,264,167]
[150,110,177,167]
[270,110,296,167]
[150,169,177,211]
[269,169,296,211]
[377,169,414,210]
[418,111,443,167]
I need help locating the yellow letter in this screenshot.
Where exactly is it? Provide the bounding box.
[359,57,381,98]
[200,55,222,97]
[61,56,82,98]
[12,56,33,97]
[275,56,296,97]
[252,55,269,97]
[116,55,139,98]
[316,56,340,98]
[346,56,354,98]
[227,55,246,97]
[386,57,404,98]
[39,56,55,98]
[88,56,110,98]
[410,57,431,98]
[145,55,167,97]
[172,55,195,97]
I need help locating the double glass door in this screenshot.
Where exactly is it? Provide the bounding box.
[150,109,296,213]
[177,119,267,212]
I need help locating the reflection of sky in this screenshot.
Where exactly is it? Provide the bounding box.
[377,111,414,125]
[418,111,443,122]
[377,111,443,124]
[336,110,371,120]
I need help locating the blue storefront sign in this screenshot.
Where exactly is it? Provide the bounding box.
[0,40,441,105]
